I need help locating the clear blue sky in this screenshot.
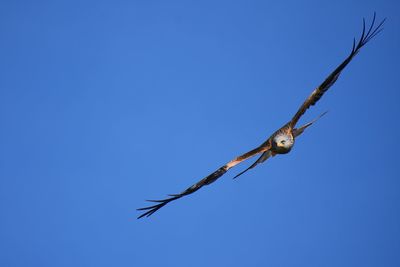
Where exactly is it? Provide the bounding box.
[1,1,399,266]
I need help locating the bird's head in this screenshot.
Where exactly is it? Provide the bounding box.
[272,134,294,154]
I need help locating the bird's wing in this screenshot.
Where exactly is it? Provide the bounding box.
[232,150,273,179]
[289,13,385,128]
[137,142,271,219]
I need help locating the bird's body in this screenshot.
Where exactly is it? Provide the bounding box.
[137,14,385,219]
[271,125,295,154]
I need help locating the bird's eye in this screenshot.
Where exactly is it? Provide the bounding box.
[281,140,286,144]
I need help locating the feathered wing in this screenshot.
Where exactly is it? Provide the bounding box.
[290,13,385,128]
[137,142,271,219]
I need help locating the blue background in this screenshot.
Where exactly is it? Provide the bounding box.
[1,1,399,266]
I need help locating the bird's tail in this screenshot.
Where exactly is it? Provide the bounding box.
[292,111,328,137]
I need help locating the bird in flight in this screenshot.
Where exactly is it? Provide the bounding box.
[138,13,385,219]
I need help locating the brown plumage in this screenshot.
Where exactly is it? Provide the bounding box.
[137,14,385,219]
